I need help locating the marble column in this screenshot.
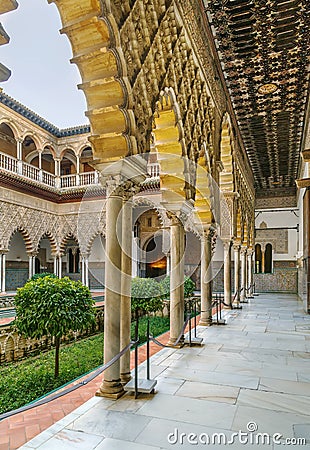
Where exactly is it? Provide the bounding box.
[58,256,62,278]
[223,241,232,308]
[17,139,22,160]
[53,256,57,276]
[247,250,254,296]
[199,229,213,326]
[120,196,133,384]
[1,254,6,292]
[240,247,247,302]
[85,257,89,287]
[97,181,124,398]
[233,244,240,306]
[131,234,139,277]
[28,255,36,279]
[81,256,85,285]
[168,216,185,345]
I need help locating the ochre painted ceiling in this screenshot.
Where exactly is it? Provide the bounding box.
[204,0,309,199]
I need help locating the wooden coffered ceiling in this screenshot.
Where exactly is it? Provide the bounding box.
[203,0,309,199]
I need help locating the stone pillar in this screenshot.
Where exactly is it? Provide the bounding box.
[261,248,265,274]
[32,256,36,277]
[53,256,58,276]
[168,216,185,345]
[131,233,139,277]
[199,229,213,326]
[85,257,89,287]
[81,256,85,285]
[247,250,253,296]
[233,244,240,305]
[166,253,170,276]
[97,181,124,398]
[223,241,232,308]
[1,254,6,292]
[17,139,22,160]
[120,196,133,384]
[58,256,62,278]
[55,158,61,188]
[240,247,247,302]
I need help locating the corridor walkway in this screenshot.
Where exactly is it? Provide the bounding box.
[19,294,310,449]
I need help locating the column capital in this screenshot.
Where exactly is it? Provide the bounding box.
[240,246,248,255]
[106,177,139,198]
[233,243,241,252]
[222,240,232,251]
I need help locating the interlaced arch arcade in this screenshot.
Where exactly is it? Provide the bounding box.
[44,0,258,398]
[0,0,257,398]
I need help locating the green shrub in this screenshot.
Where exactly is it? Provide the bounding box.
[131,277,164,315]
[160,275,196,299]
[0,316,170,415]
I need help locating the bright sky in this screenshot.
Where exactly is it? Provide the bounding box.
[0,0,88,128]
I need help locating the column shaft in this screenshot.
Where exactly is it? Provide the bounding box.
[240,248,247,301]
[97,189,124,398]
[168,219,185,345]
[81,257,85,285]
[247,252,253,296]
[233,245,240,305]
[29,256,33,279]
[2,254,6,292]
[120,197,132,383]
[199,230,213,326]
[223,242,232,308]
[54,257,57,276]
[58,256,62,278]
[85,258,89,287]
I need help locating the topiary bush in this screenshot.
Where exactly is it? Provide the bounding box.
[160,275,196,299]
[14,276,96,378]
[131,277,164,316]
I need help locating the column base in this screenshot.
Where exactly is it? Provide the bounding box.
[120,372,132,385]
[167,336,184,348]
[198,318,213,326]
[95,380,125,399]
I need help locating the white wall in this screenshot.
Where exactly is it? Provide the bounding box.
[255,210,299,260]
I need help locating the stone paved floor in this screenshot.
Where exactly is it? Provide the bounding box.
[17,294,310,449]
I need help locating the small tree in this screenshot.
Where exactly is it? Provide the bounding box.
[14,276,96,377]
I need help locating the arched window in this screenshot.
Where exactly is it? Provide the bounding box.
[265,243,273,274]
[255,244,262,273]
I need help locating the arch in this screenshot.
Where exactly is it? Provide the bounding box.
[133,196,168,228]
[8,227,34,254]
[21,132,42,150]
[153,88,187,212]
[265,243,273,274]
[0,119,20,140]
[42,144,56,158]
[255,243,262,274]
[36,232,58,255]
[59,233,79,256]
[143,233,167,279]
[219,113,234,193]
[50,0,136,164]
[85,231,105,256]
[60,149,77,174]
[0,122,17,158]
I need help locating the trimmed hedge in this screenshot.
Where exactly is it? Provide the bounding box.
[0,316,169,415]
